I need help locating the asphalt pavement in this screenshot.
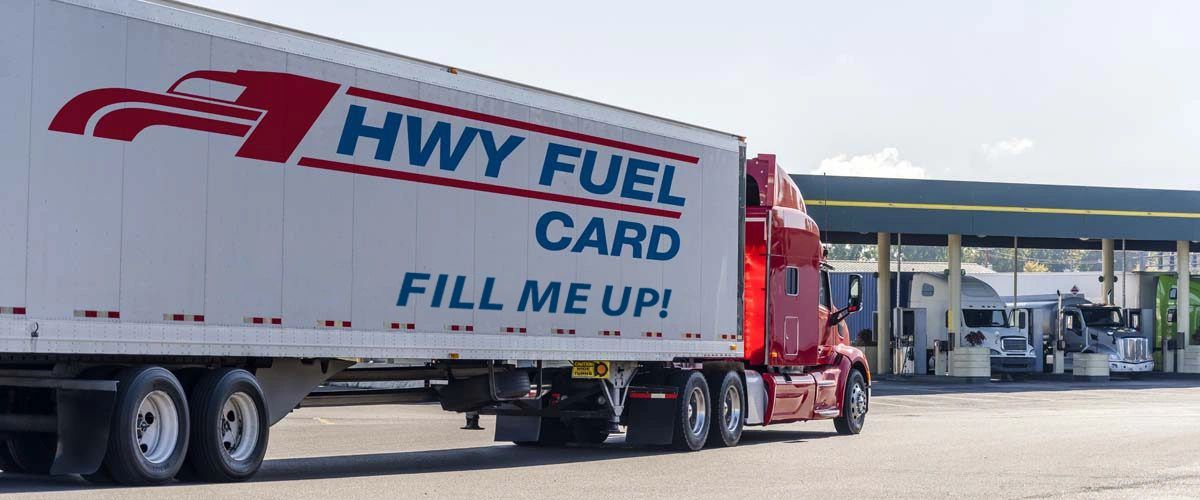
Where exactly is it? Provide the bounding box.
[3,377,1200,499]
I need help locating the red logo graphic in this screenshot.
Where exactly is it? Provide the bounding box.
[48,70,339,163]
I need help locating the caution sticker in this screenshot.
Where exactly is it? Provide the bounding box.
[571,361,611,379]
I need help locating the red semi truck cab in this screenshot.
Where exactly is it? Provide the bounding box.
[741,154,871,428]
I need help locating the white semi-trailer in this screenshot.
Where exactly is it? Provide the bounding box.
[0,0,871,486]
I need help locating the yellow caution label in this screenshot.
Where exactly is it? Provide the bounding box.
[571,361,611,379]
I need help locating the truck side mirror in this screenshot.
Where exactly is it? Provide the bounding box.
[830,274,863,325]
[1168,308,1177,324]
[847,274,862,313]
[1129,312,1140,330]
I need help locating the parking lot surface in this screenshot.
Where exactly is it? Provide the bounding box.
[3,378,1199,499]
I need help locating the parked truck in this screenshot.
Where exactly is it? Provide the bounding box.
[896,273,1036,375]
[1012,293,1153,373]
[0,0,870,485]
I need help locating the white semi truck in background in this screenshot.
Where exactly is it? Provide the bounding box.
[0,0,871,486]
[896,273,1036,375]
[1013,294,1154,374]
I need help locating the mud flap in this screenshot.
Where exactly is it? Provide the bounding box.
[52,385,117,475]
[624,385,678,446]
[493,399,543,443]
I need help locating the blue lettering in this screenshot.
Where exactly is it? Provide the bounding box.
[539,143,581,186]
[478,130,525,178]
[448,275,474,309]
[479,277,503,311]
[396,272,430,306]
[406,116,477,171]
[565,283,590,314]
[535,211,573,252]
[611,221,646,258]
[621,158,658,202]
[657,164,686,207]
[579,151,621,195]
[518,280,560,313]
[572,218,609,256]
[430,274,449,308]
[633,288,659,317]
[647,225,680,261]
[601,285,630,316]
[337,105,402,161]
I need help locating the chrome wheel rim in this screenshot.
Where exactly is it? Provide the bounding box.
[220,392,261,462]
[722,385,742,433]
[686,386,707,436]
[134,390,180,464]
[849,382,868,423]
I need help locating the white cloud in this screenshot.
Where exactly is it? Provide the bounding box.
[810,147,926,179]
[980,137,1034,160]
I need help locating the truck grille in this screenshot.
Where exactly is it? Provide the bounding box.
[1117,337,1151,363]
[1002,337,1027,352]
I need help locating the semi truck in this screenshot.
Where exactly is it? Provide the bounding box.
[894,273,1036,375]
[1154,275,1200,359]
[0,0,871,486]
[1012,294,1153,373]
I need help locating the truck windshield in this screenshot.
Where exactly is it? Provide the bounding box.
[962,309,1008,328]
[1080,308,1122,327]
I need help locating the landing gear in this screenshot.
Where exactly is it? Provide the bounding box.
[670,371,710,451]
[98,366,190,485]
[181,369,269,482]
[834,369,867,435]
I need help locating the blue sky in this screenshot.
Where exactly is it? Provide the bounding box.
[189,0,1200,189]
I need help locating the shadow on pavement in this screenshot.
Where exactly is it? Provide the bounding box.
[872,375,1200,397]
[0,428,842,492]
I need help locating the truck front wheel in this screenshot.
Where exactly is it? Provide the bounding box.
[705,370,744,447]
[181,368,269,482]
[833,370,867,435]
[670,371,710,451]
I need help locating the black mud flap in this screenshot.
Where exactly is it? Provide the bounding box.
[624,385,678,446]
[51,388,116,474]
[493,399,543,443]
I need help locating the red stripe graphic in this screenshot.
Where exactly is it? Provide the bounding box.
[297,157,683,219]
[346,87,700,165]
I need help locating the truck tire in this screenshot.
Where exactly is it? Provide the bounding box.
[705,370,744,448]
[6,433,55,474]
[180,369,269,482]
[670,371,710,451]
[99,366,190,485]
[833,370,867,435]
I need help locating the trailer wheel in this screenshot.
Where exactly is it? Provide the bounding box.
[101,366,190,485]
[670,371,710,451]
[705,371,744,448]
[6,433,55,474]
[181,369,269,482]
[833,370,867,435]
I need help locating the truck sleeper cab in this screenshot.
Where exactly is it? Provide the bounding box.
[1060,301,1154,372]
[1013,294,1154,373]
[740,154,871,428]
[902,273,1036,375]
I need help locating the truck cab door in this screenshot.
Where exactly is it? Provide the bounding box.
[1063,312,1085,351]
